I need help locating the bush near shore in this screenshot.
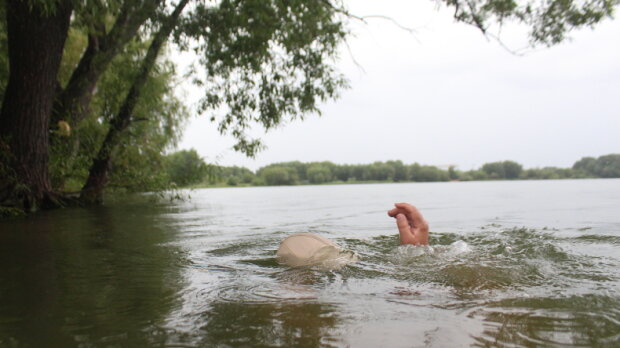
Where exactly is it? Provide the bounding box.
[165,152,620,188]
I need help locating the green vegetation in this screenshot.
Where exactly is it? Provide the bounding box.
[164,153,620,188]
[481,161,523,179]
[573,154,620,178]
[164,150,209,187]
[0,0,348,210]
[49,29,187,195]
[1,0,618,213]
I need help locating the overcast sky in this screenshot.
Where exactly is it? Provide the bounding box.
[177,1,620,171]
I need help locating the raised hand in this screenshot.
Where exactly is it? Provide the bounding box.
[387,202,429,246]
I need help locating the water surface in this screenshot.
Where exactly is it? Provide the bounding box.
[1,179,619,347]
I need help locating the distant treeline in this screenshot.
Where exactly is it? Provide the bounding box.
[163,152,620,187]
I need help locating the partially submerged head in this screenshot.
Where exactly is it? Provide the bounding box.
[276,233,357,268]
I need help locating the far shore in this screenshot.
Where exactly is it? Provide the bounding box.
[183,177,615,190]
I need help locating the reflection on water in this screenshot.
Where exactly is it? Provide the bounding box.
[0,200,185,347]
[1,179,619,347]
[198,302,341,347]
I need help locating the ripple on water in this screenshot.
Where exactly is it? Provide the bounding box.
[573,234,620,245]
[193,276,321,304]
[167,225,620,347]
[470,295,620,347]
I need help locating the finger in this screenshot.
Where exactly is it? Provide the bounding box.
[387,207,406,217]
[413,225,430,245]
[396,213,415,245]
[394,203,427,230]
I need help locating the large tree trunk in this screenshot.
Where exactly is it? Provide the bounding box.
[80,0,190,204]
[0,0,73,210]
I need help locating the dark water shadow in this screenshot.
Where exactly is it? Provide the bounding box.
[0,201,187,347]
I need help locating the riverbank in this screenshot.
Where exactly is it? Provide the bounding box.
[186,179,391,189]
[182,177,618,190]
[170,154,619,189]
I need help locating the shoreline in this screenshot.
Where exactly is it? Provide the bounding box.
[183,176,614,190]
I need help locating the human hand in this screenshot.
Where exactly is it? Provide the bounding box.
[387,202,429,246]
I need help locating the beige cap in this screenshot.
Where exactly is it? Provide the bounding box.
[276,233,340,267]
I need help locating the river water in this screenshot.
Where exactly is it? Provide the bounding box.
[1,179,619,347]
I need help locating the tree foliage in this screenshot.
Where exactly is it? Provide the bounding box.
[1,0,348,208]
[440,0,619,46]
[164,149,208,187]
[259,166,299,186]
[1,0,619,212]
[573,154,620,178]
[482,160,523,179]
[190,153,620,187]
[307,164,333,184]
[48,26,188,193]
[178,0,348,156]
